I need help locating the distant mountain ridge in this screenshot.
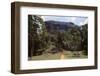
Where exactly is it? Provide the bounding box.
[45,20,78,32]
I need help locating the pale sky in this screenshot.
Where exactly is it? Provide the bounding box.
[41,16,88,26]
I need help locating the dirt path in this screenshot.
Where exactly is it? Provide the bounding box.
[60,51,65,59]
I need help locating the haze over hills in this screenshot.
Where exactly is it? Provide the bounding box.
[45,20,80,32]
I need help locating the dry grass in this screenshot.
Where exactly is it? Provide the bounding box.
[28,50,88,61]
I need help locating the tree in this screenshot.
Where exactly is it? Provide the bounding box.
[62,26,82,51]
[28,15,49,57]
[81,24,88,55]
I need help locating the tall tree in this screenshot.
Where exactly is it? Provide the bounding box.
[28,15,49,56]
[81,24,88,55]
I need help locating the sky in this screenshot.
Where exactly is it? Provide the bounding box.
[41,16,88,26]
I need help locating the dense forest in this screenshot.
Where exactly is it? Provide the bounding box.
[28,15,88,59]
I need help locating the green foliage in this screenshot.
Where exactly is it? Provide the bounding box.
[66,27,82,51]
[28,15,88,57]
[81,24,88,55]
[28,15,49,56]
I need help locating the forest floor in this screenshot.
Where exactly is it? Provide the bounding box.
[28,50,87,61]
